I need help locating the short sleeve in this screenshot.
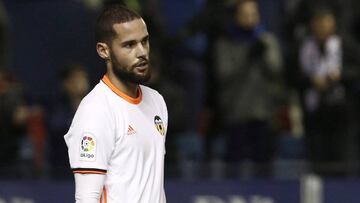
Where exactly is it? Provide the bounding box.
[64,101,116,175]
[157,92,168,155]
[158,93,168,135]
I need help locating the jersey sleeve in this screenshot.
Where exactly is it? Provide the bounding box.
[157,92,168,155]
[159,94,168,135]
[64,101,116,175]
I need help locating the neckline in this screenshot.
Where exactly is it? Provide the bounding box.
[101,75,142,104]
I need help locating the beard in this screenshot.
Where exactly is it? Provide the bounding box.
[111,57,151,85]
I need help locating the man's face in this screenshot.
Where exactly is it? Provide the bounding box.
[64,69,89,98]
[312,14,336,42]
[235,1,260,30]
[109,18,151,84]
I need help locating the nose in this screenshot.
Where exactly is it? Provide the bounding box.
[136,43,148,58]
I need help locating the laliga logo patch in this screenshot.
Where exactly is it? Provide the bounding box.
[79,133,96,162]
[154,115,165,136]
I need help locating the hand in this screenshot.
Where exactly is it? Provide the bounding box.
[328,68,341,82]
[312,75,329,90]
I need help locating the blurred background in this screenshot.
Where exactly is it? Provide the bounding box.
[1,0,360,202]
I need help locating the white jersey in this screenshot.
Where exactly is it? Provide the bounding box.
[64,75,167,203]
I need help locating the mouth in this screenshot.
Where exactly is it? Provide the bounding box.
[134,61,149,71]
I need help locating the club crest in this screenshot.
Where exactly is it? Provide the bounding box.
[154,115,165,136]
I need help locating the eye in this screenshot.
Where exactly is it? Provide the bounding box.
[141,36,149,45]
[123,41,136,48]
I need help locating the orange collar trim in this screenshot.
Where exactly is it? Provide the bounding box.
[101,75,142,104]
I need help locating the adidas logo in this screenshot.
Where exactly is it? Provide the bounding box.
[127,125,136,135]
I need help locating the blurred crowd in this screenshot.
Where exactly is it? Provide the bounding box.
[1,0,360,180]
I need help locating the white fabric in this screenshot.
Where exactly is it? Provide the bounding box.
[75,173,106,203]
[65,80,168,203]
[299,35,342,111]
[300,35,342,78]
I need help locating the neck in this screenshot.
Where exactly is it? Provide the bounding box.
[106,70,138,98]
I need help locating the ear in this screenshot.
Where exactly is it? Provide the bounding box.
[96,42,110,60]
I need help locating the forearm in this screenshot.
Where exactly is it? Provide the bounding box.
[74,173,106,203]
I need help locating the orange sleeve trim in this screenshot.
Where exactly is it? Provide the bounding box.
[73,170,106,175]
[101,75,142,104]
[72,168,107,174]
[100,187,107,203]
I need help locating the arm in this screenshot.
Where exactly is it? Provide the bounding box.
[300,39,328,90]
[261,33,283,76]
[64,100,116,202]
[325,36,342,82]
[74,173,106,203]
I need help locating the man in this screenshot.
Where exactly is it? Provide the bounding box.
[299,8,347,175]
[64,5,168,203]
[48,63,90,179]
[213,0,283,177]
[0,69,28,177]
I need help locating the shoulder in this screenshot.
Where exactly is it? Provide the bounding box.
[140,85,165,101]
[80,84,106,109]
[300,37,317,50]
[75,83,114,121]
[260,32,280,45]
[215,36,235,47]
[140,85,167,113]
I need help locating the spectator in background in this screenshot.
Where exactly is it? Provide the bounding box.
[46,63,90,179]
[213,0,284,177]
[146,48,189,177]
[155,0,209,179]
[0,69,29,178]
[299,9,349,176]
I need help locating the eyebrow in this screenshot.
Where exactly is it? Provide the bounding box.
[121,35,149,46]
[142,35,149,41]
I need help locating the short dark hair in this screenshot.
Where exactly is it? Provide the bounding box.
[95,5,141,44]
